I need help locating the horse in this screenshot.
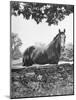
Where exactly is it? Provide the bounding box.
[22,29,66,66]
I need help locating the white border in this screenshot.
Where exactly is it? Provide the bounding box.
[0,0,76,100]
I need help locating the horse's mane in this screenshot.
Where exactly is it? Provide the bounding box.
[46,32,61,58]
[53,33,60,41]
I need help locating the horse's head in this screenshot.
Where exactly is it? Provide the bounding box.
[53,29,66,51]
[59,29,66,50]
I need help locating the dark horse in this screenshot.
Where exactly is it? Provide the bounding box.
[23,29,66,66]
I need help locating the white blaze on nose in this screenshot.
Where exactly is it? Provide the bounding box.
[61,35,65,48]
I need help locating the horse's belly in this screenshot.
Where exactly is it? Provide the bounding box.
[48,56,59,64]
[33,52,48,64]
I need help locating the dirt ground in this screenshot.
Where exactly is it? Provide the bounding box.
[10,63,74,98]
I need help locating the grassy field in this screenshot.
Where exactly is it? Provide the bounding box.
[11,63,74,98]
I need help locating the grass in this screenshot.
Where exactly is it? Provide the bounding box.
[10,63,74,98]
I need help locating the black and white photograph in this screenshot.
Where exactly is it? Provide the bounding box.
[10,1,74,99]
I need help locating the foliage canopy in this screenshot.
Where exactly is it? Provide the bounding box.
[11,1,74,25]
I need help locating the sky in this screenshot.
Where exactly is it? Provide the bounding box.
[12,13,73,53]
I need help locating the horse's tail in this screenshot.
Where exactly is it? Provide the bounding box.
[22,54,29,66]
[22,46,35,66]
[22,55,25,66]
[22,48,28,66]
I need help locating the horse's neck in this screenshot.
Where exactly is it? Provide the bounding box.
[46,39,61,56]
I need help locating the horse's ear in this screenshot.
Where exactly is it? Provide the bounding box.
[59,29,61,33]
[64,29,66,33]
